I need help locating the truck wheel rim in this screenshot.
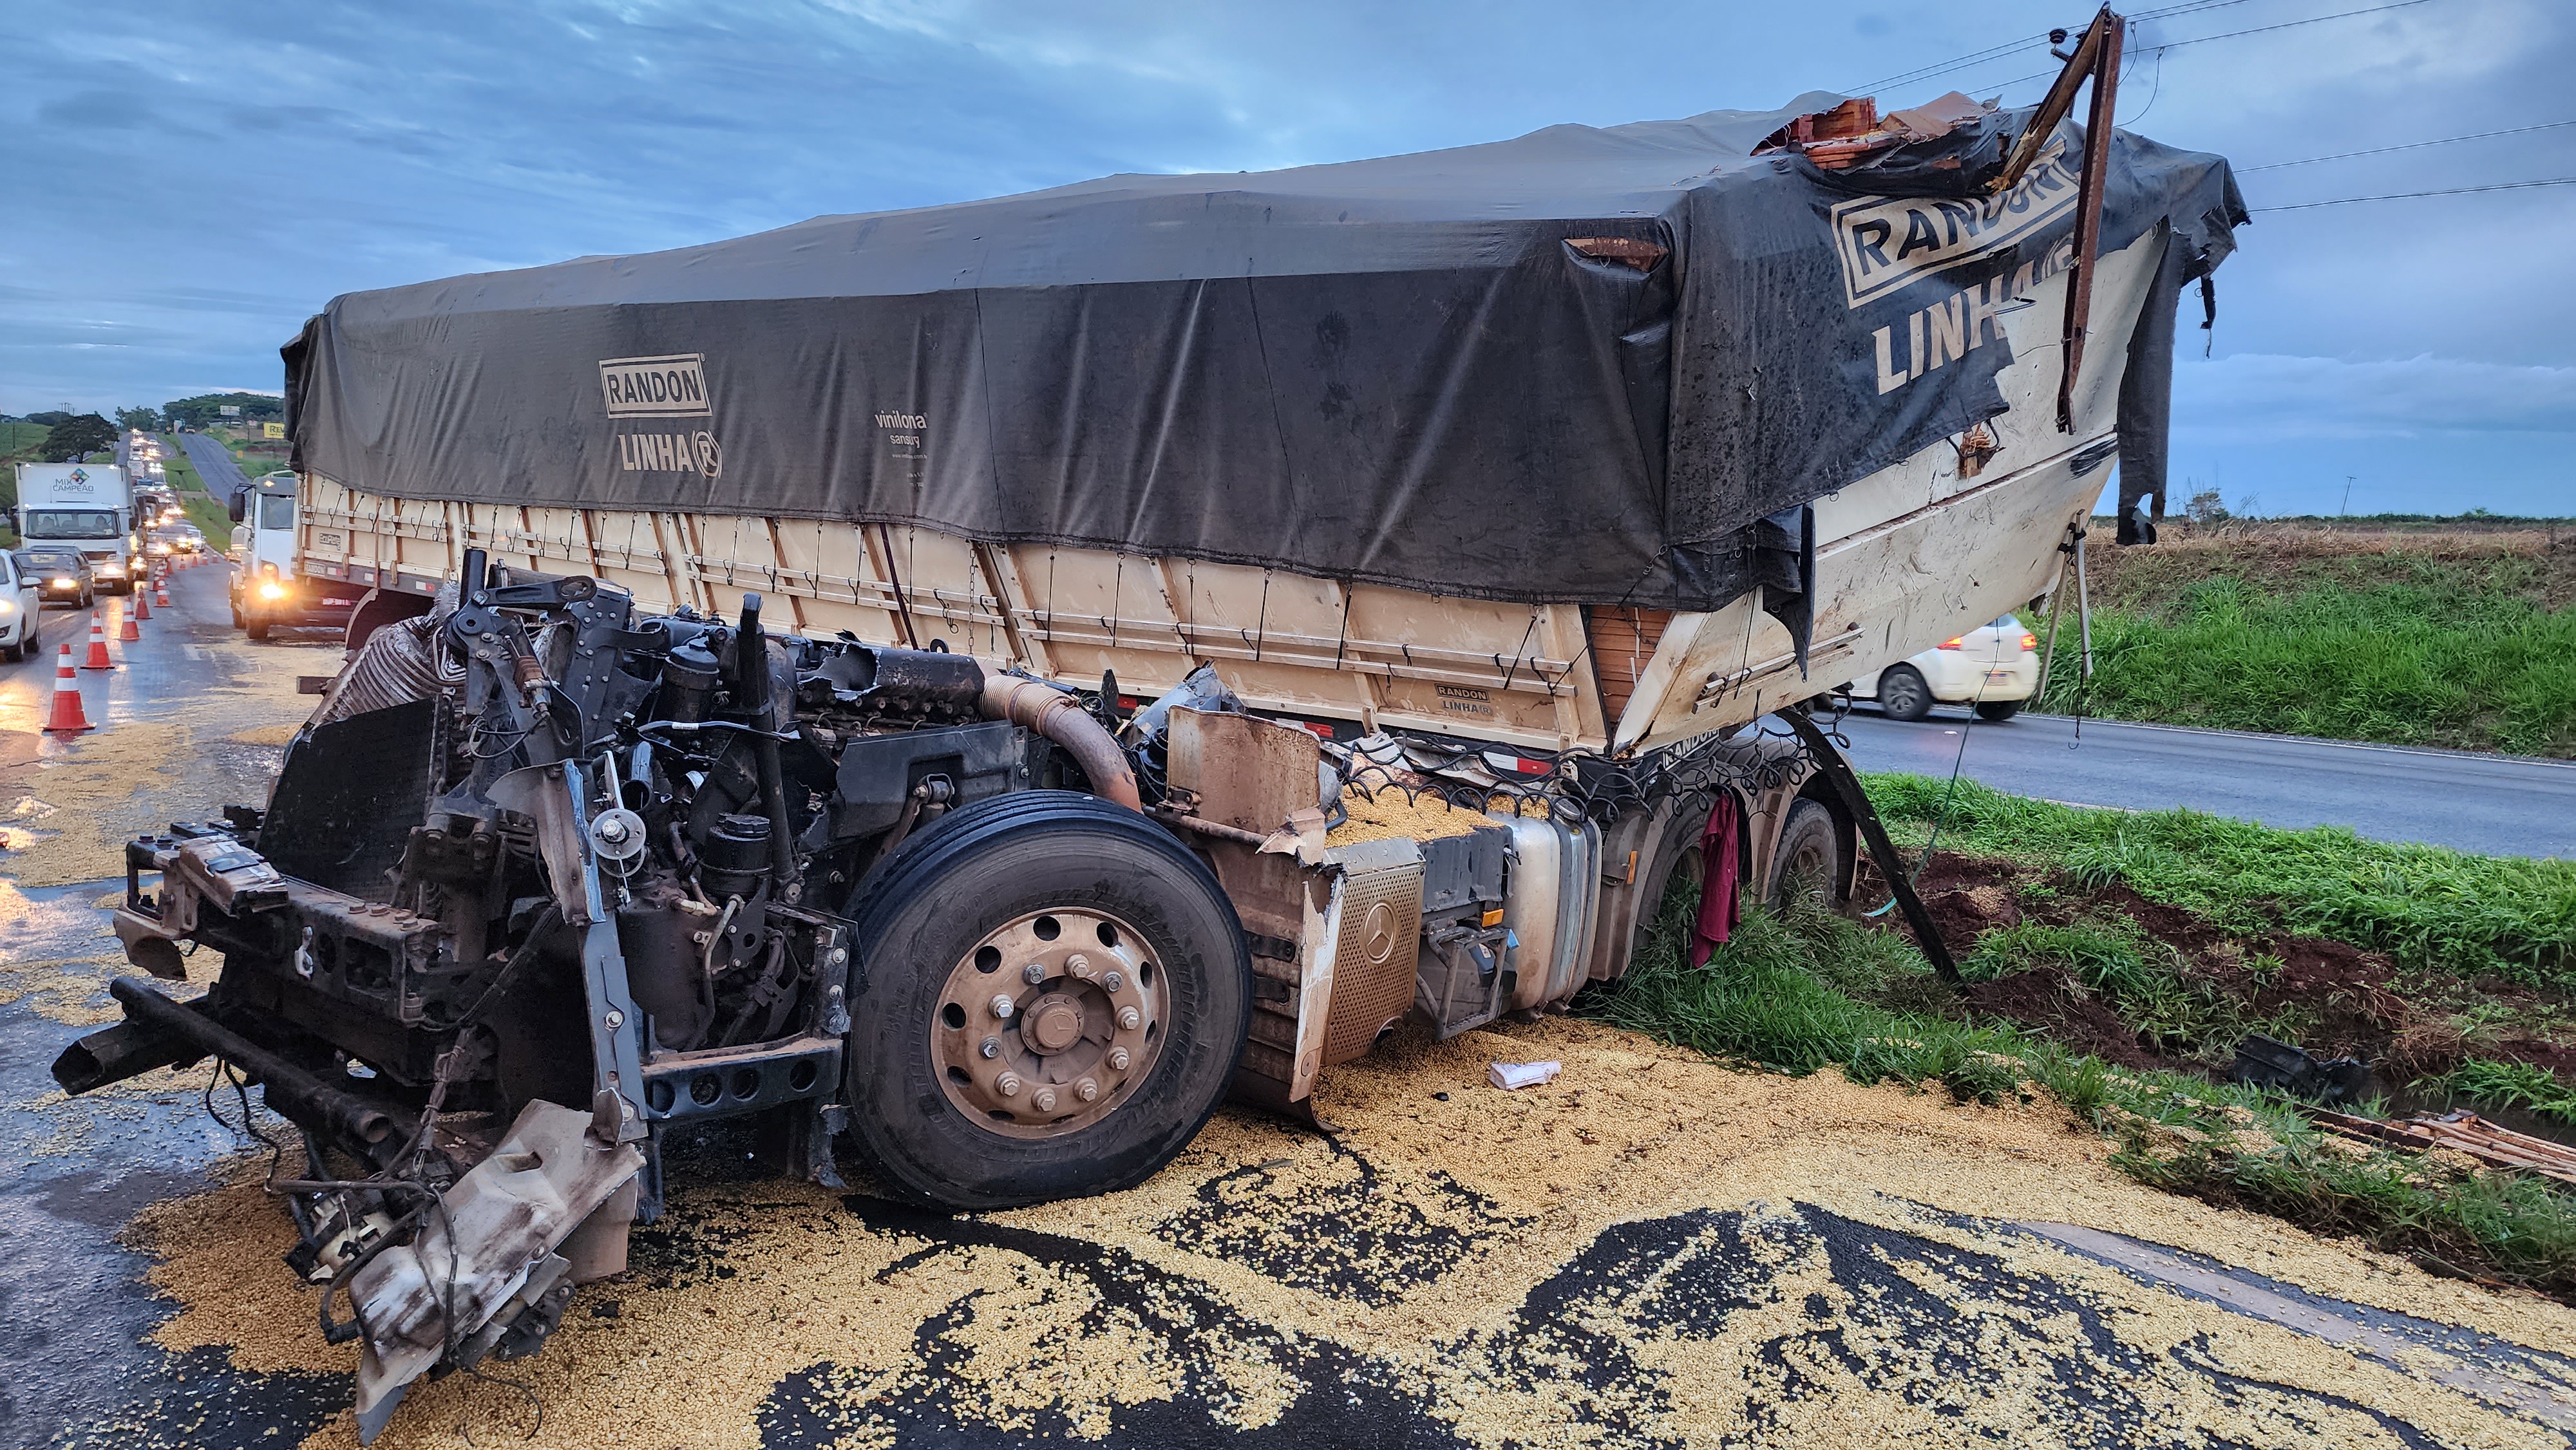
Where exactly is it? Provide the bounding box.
[931,907,1168,1139]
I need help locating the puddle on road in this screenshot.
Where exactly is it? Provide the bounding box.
[65,1017,2576,1450]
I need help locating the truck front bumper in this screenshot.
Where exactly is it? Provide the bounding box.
[244,579,362,625]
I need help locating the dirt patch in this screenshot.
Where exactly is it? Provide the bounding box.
[1859,856,2024,946]
[2251,934,2429,1070]
[1962,966,2160,1071]
[1854,851,2558,1091]
[2499,1037,2576,1078]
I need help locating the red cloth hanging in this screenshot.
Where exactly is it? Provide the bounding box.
[1690,791,1743,967]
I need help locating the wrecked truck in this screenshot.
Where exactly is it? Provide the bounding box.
[55,15,2241,1437]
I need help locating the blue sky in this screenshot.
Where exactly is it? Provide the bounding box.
[5,0,2570,516]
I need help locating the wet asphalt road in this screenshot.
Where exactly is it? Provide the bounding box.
[0,559,349,1445]
[3,567,2573,1449]
[171,431,252,502]
[1837,708,2575,858]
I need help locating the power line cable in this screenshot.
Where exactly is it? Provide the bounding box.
[2239,117,2576,170]
[1845,0,2260,94]
[1964,0,2447,98]
[2248,176,2576,210]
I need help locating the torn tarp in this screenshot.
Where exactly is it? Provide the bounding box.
[285,100,2243,611]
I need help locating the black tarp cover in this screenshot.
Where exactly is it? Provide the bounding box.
[285,97,2243,610]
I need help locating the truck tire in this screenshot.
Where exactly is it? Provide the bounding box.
[1878,664,1933,721]
[1767,797,1845,911]
[844,789,1252,1210]
[1627,791,1712,971]
[1973,699,2022,722]
[245,619,271,641]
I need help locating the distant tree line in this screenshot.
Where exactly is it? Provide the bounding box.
[0,411,118,462]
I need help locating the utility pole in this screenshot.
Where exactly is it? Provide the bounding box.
[2341,476,2354,518]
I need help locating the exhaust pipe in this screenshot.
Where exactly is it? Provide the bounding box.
[981,675,1142,811]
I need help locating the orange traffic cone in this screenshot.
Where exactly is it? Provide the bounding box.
[155,573,172,608]
[43,645,92,733]
[132,585,151,621]
[118,603,141,642]
[82,610,114,670]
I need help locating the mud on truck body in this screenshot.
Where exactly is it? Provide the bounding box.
[51,24,2241,1438]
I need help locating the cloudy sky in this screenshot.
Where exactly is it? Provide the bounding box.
[5,0,2569,516]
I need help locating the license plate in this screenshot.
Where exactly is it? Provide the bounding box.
[322,598,355,607]
[1985,670,2013,682]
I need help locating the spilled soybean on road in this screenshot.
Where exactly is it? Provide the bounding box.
[3,565,2571,1449]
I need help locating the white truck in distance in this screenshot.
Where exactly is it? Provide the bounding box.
[14,462,135,596]
[229,471,358,639]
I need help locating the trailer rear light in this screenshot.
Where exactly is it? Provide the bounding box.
[258,581,287,601]
[2020,632,2038,651]
[1936,636,1964,650]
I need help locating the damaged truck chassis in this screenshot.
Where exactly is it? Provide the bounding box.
[53,546,1861,1436]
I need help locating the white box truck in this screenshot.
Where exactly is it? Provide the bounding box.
[14,462,137,595]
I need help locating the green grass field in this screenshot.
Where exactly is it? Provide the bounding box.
[2032,521,2575,758]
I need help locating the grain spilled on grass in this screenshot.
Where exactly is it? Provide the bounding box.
[119,1016,2576,1449]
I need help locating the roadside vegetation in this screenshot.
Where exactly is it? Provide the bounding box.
[1580,774,2576,1300]
[156,439,236,546]
[1866,773,2573,990]
[2031,518,2575,758]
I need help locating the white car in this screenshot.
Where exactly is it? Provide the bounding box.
[1848,614,2041,722]
[0,551,44,663]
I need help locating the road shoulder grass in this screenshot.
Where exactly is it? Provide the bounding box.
[156,435,238,546]
[1580,775,2576,1301]
[2032,519,2575,758]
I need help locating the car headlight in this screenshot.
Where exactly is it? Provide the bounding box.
[97,562,125,576]
[50,577,74,589]
[257,581,287,601]
[0,599,14,614]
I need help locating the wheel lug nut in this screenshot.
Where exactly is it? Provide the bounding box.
[996,1072,1022,1096]
[1066,954,1094,978]
[979,1037,1002,1059]
[1108,1047,1130,1070]
[1022,963,1047,986]
[1117,1006,1141,1030]
[1032,1088,1058,1112]
[1102,970,1123,992]
[1075,1078,1099,1102]
[989,994,1015,1019]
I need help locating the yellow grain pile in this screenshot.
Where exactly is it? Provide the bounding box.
[115,1015,2575,1450]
